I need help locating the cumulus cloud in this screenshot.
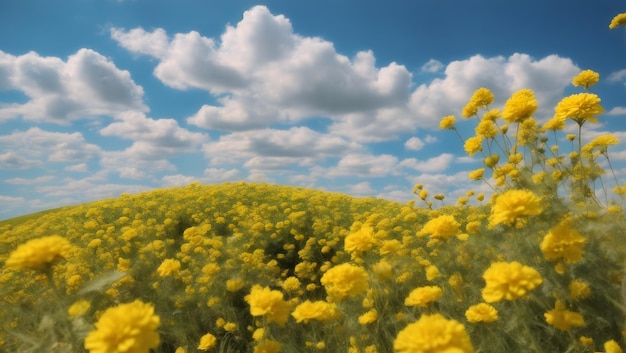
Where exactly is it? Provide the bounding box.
[0,151,42,170]
[111,5,413,136]
[608,69,626,83]
[0,128,101,167]
[5,176,53,185]
[421,59,443,73]
[409,53,579,128]
[404,137,425,151]
[326,153,399,178]
[606,107,626,116]
[203,126,359,165]
[0,49,146,124]
[100,111,208,160]
[399,153,455,173]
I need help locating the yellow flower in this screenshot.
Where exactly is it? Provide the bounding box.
[321,263,369,301]
[394,314,474,353]
[425,265,440,281]
[572,70,599,89]
[197,333,217,351]
[344,225,378,255]
[84,300,160,353]
[475,119,498,138]
[553,93,604,125]
[583,134,620,154]
[604,340,623,353]
[483,109,501,121]
[417,215,461,240]
[540,218,586,264]
[358,309,379,325]
[468,168,485,181]
[481,261,543,303]
[245,285,291,325]
[440,115,456,130]
[404,286,443,307]
[464,136,483,156]
[281,276,301,292]
[372,259,394,281]
[502,89,537,123]
[469,87,494,108]
[465,303,498,323]
[543,117,566,131]
[462,102,478,118]
[254,340,281,353]
[488,189,542,228]
[156,259,181,277]
[291,300,340,323]
[5,235,73,271]
[609,13,626,29]
[68,300,91,317]
[569,279,591,301]
[544,300,585,331]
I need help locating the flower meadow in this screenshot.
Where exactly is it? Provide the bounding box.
[2,12,626,353]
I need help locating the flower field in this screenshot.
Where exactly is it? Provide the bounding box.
[2,12,626,353]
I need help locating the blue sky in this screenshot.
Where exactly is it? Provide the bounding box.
[1,0,626,219]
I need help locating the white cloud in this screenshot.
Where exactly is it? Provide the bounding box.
[326,153,399,177]
[0,128,101,168]
[161,174,199,187]
[5,176,53,185]
[399,153,454,173]
[606,107,626,116]
[203,126,359,165]
[421,59,443,73]
[404,136,425,151]
[0,49,146,124]
[65,163,88,172]
[0,151,42,169]
[608,69,626,83]
[112,6,413,138]
[408,53,579,128]
[100,111,208,160]
[110,27,169,58]
[203,167,240,182]
[348,181,375,195]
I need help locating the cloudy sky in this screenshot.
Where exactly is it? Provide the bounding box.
[1,0,626,219]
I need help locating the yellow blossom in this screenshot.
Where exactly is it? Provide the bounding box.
[609,13,626,29]
[469,87,494,108]
[245,285,292,325]
[197,333,217,351]
[502,89,537,123]
[572,69,599,89]
[475,119,498,138]
[605,340,623,353]
[291,300,340,323]
[68,300,91,317]
[440,115,456,130]
[488,189,543,228]
[156,259,181,277]
[254,340,281,353]
[358,309,379,325]
[5,235,73,271]
[540,218,586,264]
[468,168,485,181]
[417,214,460,240]
[481,261,542,302]
[553,93,604,125]
[394,314,474,353]
[84,300,160,353]
[544,300,585,331]
[404,286,443,307]
[464,136,483,156]
[569,279,591,301]
[344,225,378,255]
[465,303,498,323]
[320,263,369,301]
